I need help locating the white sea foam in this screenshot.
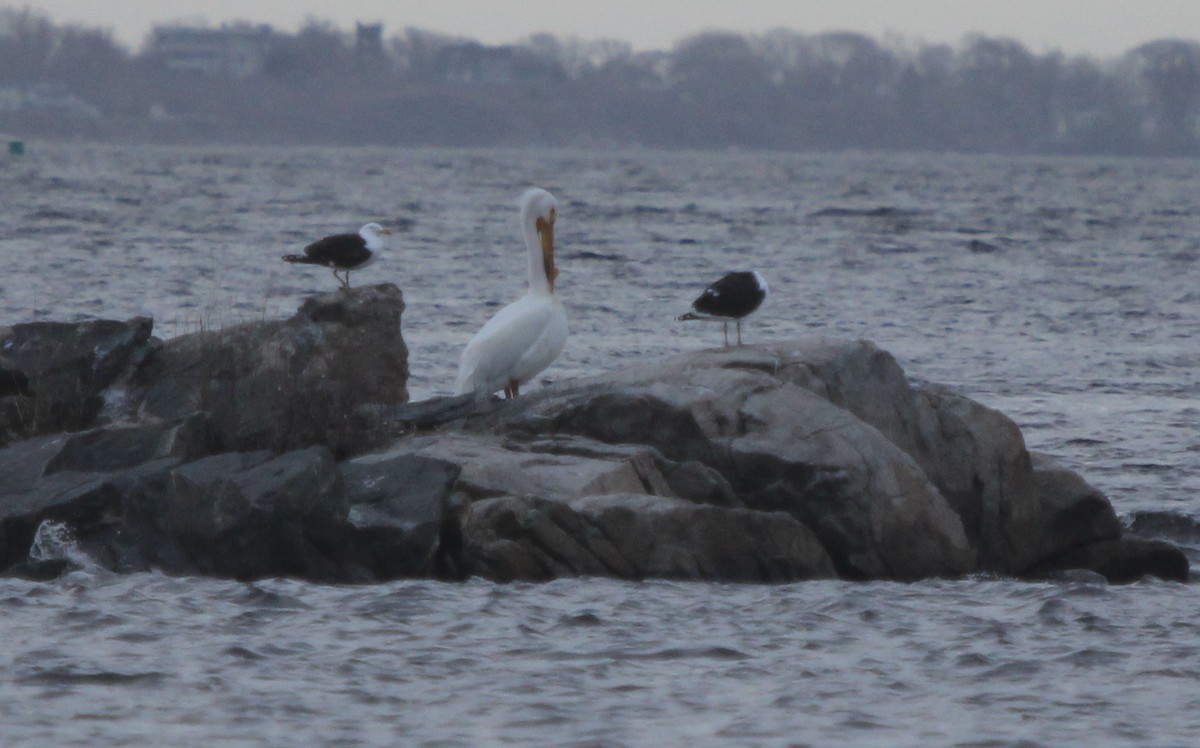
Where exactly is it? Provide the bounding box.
[28,518,91,567]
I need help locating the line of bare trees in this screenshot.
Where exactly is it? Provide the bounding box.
[3,6,1200,154]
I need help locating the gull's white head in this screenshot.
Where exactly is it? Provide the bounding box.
[520,188,558,292]
[359,222,392,250]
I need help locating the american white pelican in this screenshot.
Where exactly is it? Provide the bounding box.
[676,270,769,346]
[283,222,392,288]
[456,188,568,400]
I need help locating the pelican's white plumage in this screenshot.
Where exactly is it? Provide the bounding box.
[455,188,568,399]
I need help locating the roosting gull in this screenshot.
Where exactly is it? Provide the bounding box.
[677,270,769,346]
[282,222,392,288]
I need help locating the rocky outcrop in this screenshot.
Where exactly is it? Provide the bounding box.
[0,289,1188,584]
[483,346,975,579]
[0,422,456,582]
[116,283,410,455]
[1,285,408,456]
[0,316,155,445]
[355,430,836,582]
[432,339,1182,583]
[0,285,421,582]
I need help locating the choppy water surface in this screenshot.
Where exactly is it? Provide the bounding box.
[5,574,1200,747]
[1,145,1198,745]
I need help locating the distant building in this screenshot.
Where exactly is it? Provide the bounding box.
[149,24,274,78]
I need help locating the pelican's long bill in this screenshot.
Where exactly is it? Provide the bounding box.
[537,212,557,291]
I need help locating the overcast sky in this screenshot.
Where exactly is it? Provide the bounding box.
[18,0,1200,58]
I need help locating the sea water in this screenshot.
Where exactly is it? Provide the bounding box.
[0,145,1197,746]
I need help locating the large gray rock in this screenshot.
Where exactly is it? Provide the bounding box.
[117,284,409,454]
[726,339,1032,568]
[1016,453,1188,581]
[469,493,836,583]
[0,417,206,570]
[902,385,1038,572]
[340,429,789,581]
[383,432,674,502]
[495,340,979,579]
[339,448,462,579]
[1022,452,1124,564]
[129,447,346,579]
[0,316,154,444]
[1028,537,1189,583]
[0,286,420,582]
[116,445,458,581]
[468,338,1179,582]
[0,425,457,582]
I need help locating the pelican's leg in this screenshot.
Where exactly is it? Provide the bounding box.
[332,268,343,287]
[736,319,743,346]
[345,271,352,288]
[722,321,729,347]
[509,379,521,398]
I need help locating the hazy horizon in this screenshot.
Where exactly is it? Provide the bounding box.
[15,0,1200,59]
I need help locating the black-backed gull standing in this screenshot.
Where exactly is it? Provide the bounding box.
[282,222,391,288]
[677,270,769,346]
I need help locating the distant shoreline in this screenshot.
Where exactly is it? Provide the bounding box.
[4,8,1200,156]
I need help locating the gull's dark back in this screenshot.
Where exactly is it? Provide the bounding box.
[692,271,767,319]
[301,233,371,267]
